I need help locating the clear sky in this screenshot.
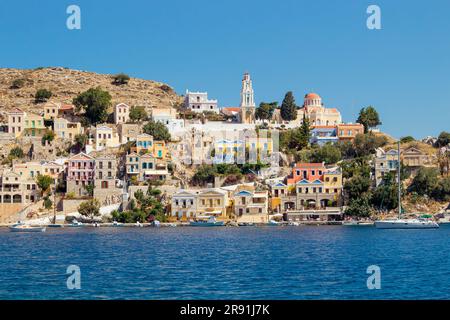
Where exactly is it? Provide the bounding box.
[0,0,449,138]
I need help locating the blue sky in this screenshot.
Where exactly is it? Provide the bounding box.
[0,0,449,138]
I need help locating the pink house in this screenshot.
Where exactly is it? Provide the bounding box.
[66,152,95,196]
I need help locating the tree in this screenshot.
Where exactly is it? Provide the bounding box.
[9,146,24,159]
[143,120,171,142]
[371,174,400,211]
[191,165,217,186]
[112,73,130,85]
[311,143,341,164]
[431,177,450,201]
[299,114,311,146]
[280,91,297,121]
[339,157,371,179]
[400,136,415,144]
[353,133,387,157]
[436,131,450,147]
[357,106,381,133]
[73,87,112,124]
[74,133,88,151]
[344,175,371,200]
[344,195,372,217]
[43,196,53,210]
[35,89,52,103]
[36,175,54,197]
[84,183,95,197]
[78,199,101,220]
[408,167,439,196]
[129,106,148,122]
[41,130,55,145]
[255,102,277,122]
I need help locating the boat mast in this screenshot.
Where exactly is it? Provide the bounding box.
[397,140,401,219]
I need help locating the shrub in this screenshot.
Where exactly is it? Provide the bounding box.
[35,89,52,103]
[112,73,130,85]
[11,78,26,89]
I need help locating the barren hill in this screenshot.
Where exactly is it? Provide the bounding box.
[0,67,183,115]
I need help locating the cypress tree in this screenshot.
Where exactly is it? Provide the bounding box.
[280,91,297,121]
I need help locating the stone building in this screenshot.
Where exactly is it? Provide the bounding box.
[93,154,121,203]
[295,93,342,126]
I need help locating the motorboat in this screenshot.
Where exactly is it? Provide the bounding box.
[9,224,46,232]
[190,216,225,227]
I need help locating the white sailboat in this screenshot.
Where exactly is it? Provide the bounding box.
[375,141,439,229]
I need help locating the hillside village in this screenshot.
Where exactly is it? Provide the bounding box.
[0,67,449,225]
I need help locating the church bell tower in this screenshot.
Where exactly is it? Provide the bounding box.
[239,72,256,124]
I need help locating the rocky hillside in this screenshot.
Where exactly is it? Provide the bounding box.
[0,67,183,115]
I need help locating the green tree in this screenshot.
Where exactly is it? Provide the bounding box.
[112,73,130,85]
[357,106,382,133]
[78,199,101,220]
[129,106,148,122]
[408,167,439,196]
[344,195,372,217]
[36,175,54,197]
[143,120,171,142]
[43,196,53,210]
[9,146,24,159]
[311,143,341,164]
[353,133,388,157]
[255,102,277,122]
[431,177,450,201]
[436,131,450,147]
[280,91,297,121]
[371,174,400,211]
[191,165,217,186]
[400,136,415,144]
[35,89,52,103]
[73,87,112,124]
[84,183,95,197]
[344,175,371,200]
[41,130,55,145]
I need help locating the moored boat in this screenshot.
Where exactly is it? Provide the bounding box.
[190,216,224,227]
[9,224,46,232]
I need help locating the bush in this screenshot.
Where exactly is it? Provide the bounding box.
[9,146,24,159]
[112,73,130,85]
[129,106,148,122]
[42,130,55,145]
[400,136,415,144]
[11,78,26,89]
[310,143,342,165]
[73,87,112,124]
[408,167,439,196]
[431,177,450,201]
[35,89,52,103]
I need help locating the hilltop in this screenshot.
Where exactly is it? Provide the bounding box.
[0,67,183,115]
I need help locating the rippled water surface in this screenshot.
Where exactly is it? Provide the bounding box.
[1,225,449,299]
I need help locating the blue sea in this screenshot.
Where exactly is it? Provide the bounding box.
[1,225,450,300]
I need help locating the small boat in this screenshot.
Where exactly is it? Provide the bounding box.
[9,224,46,232]
[151,220,161,227]
[342,220,359,226]
[135,221,143,227]
[68,219,83,227]
[112,221,124,227]
[190,216,225,227]
[268,219,282,226]
[288,221,300,226]
[238,222,255,227]
[92,222,100,228]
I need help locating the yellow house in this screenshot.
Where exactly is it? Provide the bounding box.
[197,189,228,218]
[44,102,74,120]
[153,141,167,159]
[323,169,343,196]
[95,124,120,151]
[23,114,47,137]
[54,117,83,141]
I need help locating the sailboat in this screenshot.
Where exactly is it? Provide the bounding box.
[375,141,439,229]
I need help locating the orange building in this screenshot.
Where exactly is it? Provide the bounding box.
[336,123,364,141]
[286,163,326,185]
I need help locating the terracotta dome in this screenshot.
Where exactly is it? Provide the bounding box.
[304,93,321,99]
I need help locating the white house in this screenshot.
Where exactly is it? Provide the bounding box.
[184,90,219,113]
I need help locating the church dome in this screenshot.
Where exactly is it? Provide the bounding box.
[304,93,322,108]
